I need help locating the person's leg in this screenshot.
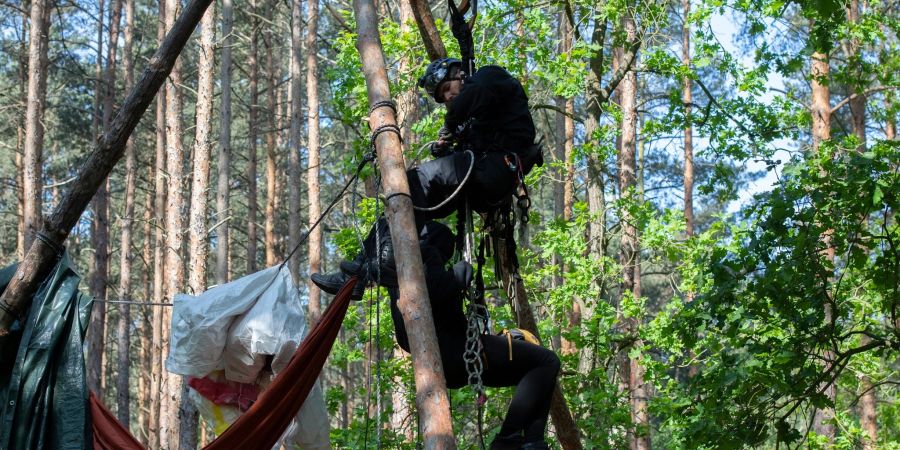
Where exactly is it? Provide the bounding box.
[467,152,518,214]
[479,334,561,447]
[311,152,470,294]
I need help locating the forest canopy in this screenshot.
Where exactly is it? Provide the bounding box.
[0,0,898,448]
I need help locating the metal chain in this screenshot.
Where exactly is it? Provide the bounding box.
[461,199,488,450]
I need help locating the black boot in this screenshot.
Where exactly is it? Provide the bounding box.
[489,433,524,450]
[310,269,365,300]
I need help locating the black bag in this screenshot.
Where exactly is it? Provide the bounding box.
[519,139,544,175]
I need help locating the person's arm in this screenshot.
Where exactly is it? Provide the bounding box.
[444,75,495,137]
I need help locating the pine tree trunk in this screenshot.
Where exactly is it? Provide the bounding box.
[406,0,446,60]
[149,5,168,446]
[306,0,323,326]
[264,2,278,268]
[115,0,134,426]
[247,0,260,274]
[682,0,694,238]
[810,25,836,441]
[161,0,186,445]
[619,12,650,450]
[354,1,456,446]
[140,188,153,441]
[215,0,233,284]
[180,1,216,446]
[557,8,578,356]
[846,0,866,152]
[287,0,303,283]
[22,0,51,253]
[886,92,896,140]
[397,0,419,149]
[584,15,607,374]
[87,0,109,395]
[16,8,27,261]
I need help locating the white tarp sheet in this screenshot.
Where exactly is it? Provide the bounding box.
[165,265,330,449]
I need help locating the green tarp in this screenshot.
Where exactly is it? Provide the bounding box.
[0,253,93,450]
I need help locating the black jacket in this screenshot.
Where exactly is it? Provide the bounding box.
[389,245,468,353]
[445,65,536,153]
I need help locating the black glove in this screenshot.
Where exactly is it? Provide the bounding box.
[451,260,473,288]
[430,141,453,158]
[430,126,455,158]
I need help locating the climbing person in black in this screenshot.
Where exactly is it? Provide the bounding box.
[311,58,541,296]
[381,221,559,450]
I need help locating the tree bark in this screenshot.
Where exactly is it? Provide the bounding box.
[149,5,168,447]
[682,0,694,238]
[306,0,323,325]
[247,0,260,274]
[397,0,419,151]
[354,0,455,447]
[87,0,110,396]
[180,1,216,446]
[406,0,446,60]
[140,187,153,440]
[556,7,578,356]
[264,2,278,268]
[22,0,51,252]
[619,11,650,450]
[115,0,135,426]
[810,27,836,442]
[846,0,866,152]
[288,0,303,283]
[160,0,187,444]
[216,0,233,284]
[16,7,28,261]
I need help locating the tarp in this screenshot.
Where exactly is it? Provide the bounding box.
[90,277,358,450]
[0,254,93,450]
[165,265,330,448]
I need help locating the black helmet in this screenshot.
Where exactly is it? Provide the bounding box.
[417,58,461,103]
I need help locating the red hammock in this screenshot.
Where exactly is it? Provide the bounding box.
[91,277,357,450]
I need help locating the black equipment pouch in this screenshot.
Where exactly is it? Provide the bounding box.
[519,140,544,176]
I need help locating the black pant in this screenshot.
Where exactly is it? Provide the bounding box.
[407,151,519,220]
[357,151,518,263]
[440,333,560,443]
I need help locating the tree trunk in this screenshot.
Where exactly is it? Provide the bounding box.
[16,7,28,261]
[556,7,578,356]
[406,0,446,60]
[584,14,608,375]
[115,0,135,426]
[397,0,419,151]
[618,12,650,450]
[180,1,216,446]
[247,0,260,274]
[22,0,51,253]
[140,187,153,440]
[846,0,866,152]
[886,92,896,140]
[288,0,303,283]
[149,5,168,447]
[810,26,836,441]
[216,0,233,284]
[306,0,323,325]
[87,0,109,396]
[354,0,456,447]
[682,0,694,238]
[264,2,278,268]
[161,0,187,445]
